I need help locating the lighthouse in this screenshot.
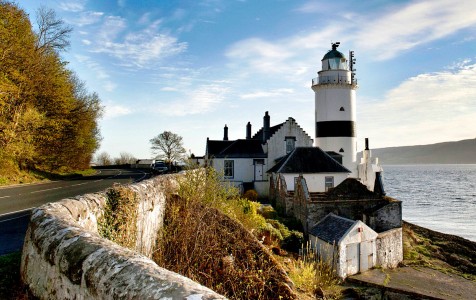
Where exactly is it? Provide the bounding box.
[311,42,357,175]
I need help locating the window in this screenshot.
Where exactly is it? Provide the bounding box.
[325,176,334,192]
[224,160,234,178]
[285,136,296,154]
[340,106,345,111]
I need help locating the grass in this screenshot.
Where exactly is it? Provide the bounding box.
[152,167,298,299]
[403,221,476,281]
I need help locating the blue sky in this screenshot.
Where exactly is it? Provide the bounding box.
[19,0,476,159]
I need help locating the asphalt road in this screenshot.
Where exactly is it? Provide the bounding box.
[0,168,150,255]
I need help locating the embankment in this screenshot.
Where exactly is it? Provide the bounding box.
[20,174,226,299]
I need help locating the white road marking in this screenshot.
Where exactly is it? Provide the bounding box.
[30,186,63,194]
[0,196,11,199]
[71,182,88,187]
[0,207,35,221]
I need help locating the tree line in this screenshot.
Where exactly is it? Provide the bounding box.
[0,1,102,174]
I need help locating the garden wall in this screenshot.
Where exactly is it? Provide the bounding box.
[20,174,225,299]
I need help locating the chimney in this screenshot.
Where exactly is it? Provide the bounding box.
[223,124,228,141]
[246,122,252,139]
[263,111,270,142]
[365,138,369,150]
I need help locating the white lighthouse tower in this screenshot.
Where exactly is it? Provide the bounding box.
[312,42,357,175]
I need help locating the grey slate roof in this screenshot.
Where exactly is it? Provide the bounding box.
[206,139,266,158]
[308,213,356,244]
[267,147,350,173]
[251,123,284,142]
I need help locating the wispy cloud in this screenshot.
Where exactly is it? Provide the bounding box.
[354,0,476,60]
[71,11,104,27]
[75,54,117,92]
[240,88,294,99]
[59,0,86,12]
[160,84,229,116]
[359,61,476,146]
[103,102,133,119]
[90,16,188,68]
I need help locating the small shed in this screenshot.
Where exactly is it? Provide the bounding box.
[309,213,378,278]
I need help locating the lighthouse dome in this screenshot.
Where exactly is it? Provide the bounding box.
[321,43,348,70]
[322,49,346,60]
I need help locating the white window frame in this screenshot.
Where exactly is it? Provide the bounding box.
[285,137,296,154]
[325,176,334,191]
[224,160,234,178]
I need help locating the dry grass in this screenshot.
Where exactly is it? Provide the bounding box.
[286,243,342,299]
[153,167,297,299]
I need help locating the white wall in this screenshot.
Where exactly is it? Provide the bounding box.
[213,158,260,183]
[266,118,313,169]
[283,173,348,192]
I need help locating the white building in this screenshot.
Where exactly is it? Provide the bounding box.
[267,147,350,193]
[204,112,313,196]
[309,213,378,278]
[312,42,358,176]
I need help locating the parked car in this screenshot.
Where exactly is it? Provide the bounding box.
[151,161,168,174]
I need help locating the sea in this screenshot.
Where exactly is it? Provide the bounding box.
[383,164,476,242]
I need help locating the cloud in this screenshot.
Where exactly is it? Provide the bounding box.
[160,84,229,116]
[240,88,294,99]
[59,0,86,12]
[91,16,188,68]
[354,0,476,60]
[74,55,117,92]
[103,102,133,119]
[359,61,476,147]
[72,11,104,27]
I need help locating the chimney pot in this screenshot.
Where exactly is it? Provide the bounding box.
[224,124,229,141]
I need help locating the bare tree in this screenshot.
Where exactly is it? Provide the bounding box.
[150,131,187,165]
[35,6,73,53]
[113,152,136,165]
[95,152,112,166]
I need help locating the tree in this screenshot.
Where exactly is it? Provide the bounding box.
[95,152,112,166]
[150,131,186,165]
[114,152,136,165]
[34,6,72,53]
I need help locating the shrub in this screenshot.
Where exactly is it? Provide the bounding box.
[98,185,138,249]
[243,189,258,201]
[153,167,297,299]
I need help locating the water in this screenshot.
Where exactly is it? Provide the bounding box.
[383,164,476,242]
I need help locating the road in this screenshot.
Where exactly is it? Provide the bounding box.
[0,168,149,255]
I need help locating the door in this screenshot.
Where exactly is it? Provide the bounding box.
[254,159,264,181]
[346,243,359,276]
[359,240,374,272]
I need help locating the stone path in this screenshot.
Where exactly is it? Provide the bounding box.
[348,266,476,300]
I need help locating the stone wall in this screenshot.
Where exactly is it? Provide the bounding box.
[369,200,402,232]
[21,174,225,299]
[376,227,403,268]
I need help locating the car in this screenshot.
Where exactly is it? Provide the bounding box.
[151,161,168,174]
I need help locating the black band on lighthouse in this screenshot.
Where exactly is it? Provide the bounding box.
[316,121,356,137]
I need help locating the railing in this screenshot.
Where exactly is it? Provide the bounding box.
[312,76,357,86]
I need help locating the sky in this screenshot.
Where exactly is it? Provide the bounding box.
[19,0,476,159]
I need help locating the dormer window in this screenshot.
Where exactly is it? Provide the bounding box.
[285,136,296,154]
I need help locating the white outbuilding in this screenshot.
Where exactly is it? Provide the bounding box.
[309,213,378,278]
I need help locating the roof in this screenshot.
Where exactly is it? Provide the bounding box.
[252,123,284,142]
[322,49,346,60]
[206,140,234,157]
[206,139,266,158]
[267,147,350,173]
[308,213,356,244]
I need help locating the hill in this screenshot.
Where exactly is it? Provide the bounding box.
[360,138,476,164]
